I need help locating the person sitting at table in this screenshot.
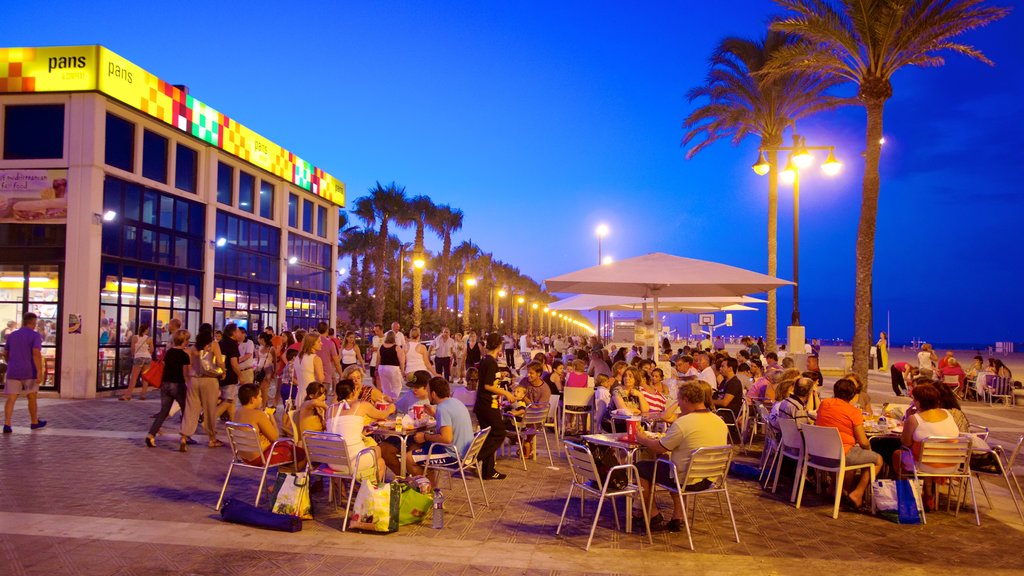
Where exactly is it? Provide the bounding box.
[544,359,565,395]
[519,361,552,406]
[938,357,966,392]
[894,382,960,511]
[602,367,649,432]
[634,381,729,532]
[745,360,774,403]
[396,377,474,483]
[768,377,814,433]
[773,369,801,408]
[394,370,432,414]
[293,381,327,447]
[327,379,391,482]
[815,378,883,509]
[233,383,303,470]
[800,370,823,416]
[344,364,391,404]
[844,372,873,416]
[666,355,699,400]
[711,358,744,417]
[917,343,938,377]
[640,368,669,414]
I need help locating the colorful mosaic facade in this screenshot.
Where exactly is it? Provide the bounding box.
[0,45,345,207]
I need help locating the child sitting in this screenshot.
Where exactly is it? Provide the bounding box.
[506,386,535,459]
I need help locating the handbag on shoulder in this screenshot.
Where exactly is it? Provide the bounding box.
[199,350,225,378]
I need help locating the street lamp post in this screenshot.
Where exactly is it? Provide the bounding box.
[515,295,524,335]
[463,275,477,334]
[529,302,538,333]
[397,242,412,326]
[753,132,841,350]
[493,288,506,332]
[595,224,609,341]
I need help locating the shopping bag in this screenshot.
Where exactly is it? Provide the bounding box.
[141,360,165,388]
[348,480,399,533]
[873,479,922,524]
[271,472,313,520]
[896,479,922,524]
[872,479,899,522]
[397,483,434,526]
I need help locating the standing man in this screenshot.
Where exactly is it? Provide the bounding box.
[431,327,454,381]
[217,323,242,422]
[2,313,46,433]
[316,321,343,389]
[388,322,407,350]
[368,323,383,387]
[518,330,533,367]
[502,332,516,373]
[476,333,515,480]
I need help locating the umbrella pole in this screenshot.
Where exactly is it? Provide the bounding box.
[653,294,660,360]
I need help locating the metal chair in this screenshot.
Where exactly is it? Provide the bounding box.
[743,399,767,452]
[986,377,1014,406]
[897,435,978,525]
[556,440,652,551]
[771,418,806,503]
[302,431,377,531]
[716,408,740,446]
[796,425,877,519]
[507,402,553,469]
[216,422,297,510]
[544,394,561,439]
[646,445,739,551]
[942,374,964,398]
[757,404,779,487]
[561,387,595,437]
[970,435,1024,524]
[424,427,491,519]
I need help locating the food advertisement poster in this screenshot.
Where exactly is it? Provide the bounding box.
[0,169,68,224]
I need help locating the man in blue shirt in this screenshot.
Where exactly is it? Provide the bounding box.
[3,313,46,433]
[407,377,474,481]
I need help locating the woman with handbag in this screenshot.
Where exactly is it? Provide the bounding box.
[147,329,190,447]
[121,324,153,400]
[180,330,225,451]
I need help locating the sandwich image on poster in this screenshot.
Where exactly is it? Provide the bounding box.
[0,169,68,224]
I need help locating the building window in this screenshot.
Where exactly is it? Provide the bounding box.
[302,200,313,233]
[142,130,168,183]
[3,104,65,160]
[259,181,274,220]
[175,144,197,193]
[216,162,233,205]
[285,233,330,329]
[238,172,255,213]
[103,176,205,268]
[214,211,281,334]
[0,265,61,390]
[316,205,327,238]
[105,113,134,171]
[288,194,298,228]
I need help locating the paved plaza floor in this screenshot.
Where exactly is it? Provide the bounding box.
[3,372,1023,576]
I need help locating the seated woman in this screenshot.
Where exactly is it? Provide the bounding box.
[939,358,966,393]
[343,364,391,404]
[639,368,669,414]
[326,379,393,482]
[894,382,961,511]
[602,367,649,432]
[844,372,872,416]
[233,383,304,470]
[294,381,327,447]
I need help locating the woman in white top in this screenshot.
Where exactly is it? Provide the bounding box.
[377,332,406,400]
[403,327,437,379]
[451,332,466,383]
[296,334,325,390]
[326,379,392,481]
[339,331,364,371]
[897,382,961,510]
[122,323,153,401]
[917,343,938,375]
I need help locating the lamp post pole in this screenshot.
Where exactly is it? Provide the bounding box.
[792,167,801,327]
[595,224,608,341]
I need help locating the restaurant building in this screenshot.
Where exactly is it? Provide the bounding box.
[0,46,345,398]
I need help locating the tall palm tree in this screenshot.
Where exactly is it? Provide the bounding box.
[355,182,413,324]
[451,240,481,331]
[767,0,1009,380]
[682,31,846,353]
[434,204,464,325]
[408,195,440,327]
[338,227,374,289]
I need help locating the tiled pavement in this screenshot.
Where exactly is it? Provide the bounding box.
[2,377,1024,576]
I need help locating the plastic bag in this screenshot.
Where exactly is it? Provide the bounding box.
[348,480,400,533]
[397,483,434,525]
[271,472,313,520]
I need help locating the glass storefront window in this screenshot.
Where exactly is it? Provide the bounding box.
[105,113,134,171]
[3,104,65,160]
[288,194,298,228]
[239,171,255,213]
[217,162,233,205]
[0,264,61,390]
[317,205,327,238]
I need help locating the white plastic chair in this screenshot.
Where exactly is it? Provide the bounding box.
[216,422,297,510]
[544,394,561,439]
[898,435,978,525]
[423,427,491,519]
[647,445,739,551]
[796,425,877,519]
[556,440,652,551]
[302,430,376,531]
[771,418,806,503]
[507,402,553,469]
[561,387,595,437]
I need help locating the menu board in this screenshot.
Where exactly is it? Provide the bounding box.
[0,169,68,224]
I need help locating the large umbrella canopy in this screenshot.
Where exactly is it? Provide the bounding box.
[548,294,766,312]
[545,252,792,298]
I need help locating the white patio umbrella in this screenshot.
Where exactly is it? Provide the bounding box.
[545,252,792,342]
[547,294,766,312]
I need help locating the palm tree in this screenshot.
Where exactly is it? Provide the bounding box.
[451,240,481,331]
[408,195,440,328]
[767,0,1009,379]
[434,204,464,325]
[355,182,413,324]
[682,31,846,353]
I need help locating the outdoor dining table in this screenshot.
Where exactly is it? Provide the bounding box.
[368,418,434,477]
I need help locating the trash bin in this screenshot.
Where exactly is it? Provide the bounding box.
[837,352,854,372]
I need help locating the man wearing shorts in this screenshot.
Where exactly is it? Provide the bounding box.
[815,378,883,509]
[3,313,46,433]
[383,377,473,481]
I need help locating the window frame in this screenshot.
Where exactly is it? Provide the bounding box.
[1,102,67,162]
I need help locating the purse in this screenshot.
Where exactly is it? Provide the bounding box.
[199,350,225,378]
[141,360,165,387]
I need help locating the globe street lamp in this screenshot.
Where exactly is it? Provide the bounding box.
[755,133,842,351]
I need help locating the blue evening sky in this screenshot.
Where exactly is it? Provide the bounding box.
[9,1,1022,345]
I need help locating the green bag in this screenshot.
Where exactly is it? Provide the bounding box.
[397,483,434,526]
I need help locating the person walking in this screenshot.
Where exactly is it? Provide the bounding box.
[146,329,190,447]
[179,330,223,450]
[475,333,515,480]
[431,328,454,381]
[2,312,47,433]
[121,323,153,400]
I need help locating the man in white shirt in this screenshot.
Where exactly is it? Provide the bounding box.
[518,331,533,365]
[388,321,407,350]
[666,355,699,400]
[237,327,256,384]
[502,333,517,372]
[369,323,384,385]
[431,328,454,380]
[695,352,717,388]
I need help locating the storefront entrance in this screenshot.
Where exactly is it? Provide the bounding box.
[0,264,62,391]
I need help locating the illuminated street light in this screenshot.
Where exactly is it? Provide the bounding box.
[822,149,842,176]
[751,151,770,176]
[517,296,525,304]
[498,289,507,298]
[412,258,425,269]
[602,255,613,266]
[779,156,797,185]
[466,277,477,287]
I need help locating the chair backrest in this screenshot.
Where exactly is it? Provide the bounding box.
[303,431,353,472]
[681,445,733,488]
[1006,434,1024,470]
[800,425,845,469]
[942,374,960,386]
[523,402,550,427]
[546,395,560,422]
[778,418,804,457]
[563,439,601,488]
[756,402,772,423]
[460,426,492,468]
[565,372,588,388]
[563,386,595,409]
[918,435,972,474]
[991,377,1013,396]
[716,408,737,426]
[225,422,264,465]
